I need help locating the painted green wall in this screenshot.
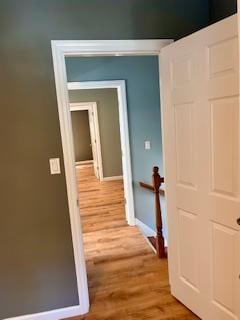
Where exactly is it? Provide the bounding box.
[0,0,209,318]
[71,110,93,162]
[69,89,122,178]
[209,0,237,24]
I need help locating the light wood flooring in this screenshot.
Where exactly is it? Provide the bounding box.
[65,165,199,320]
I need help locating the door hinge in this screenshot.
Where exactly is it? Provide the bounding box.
[124,197,127,204]
[77,199,79,207]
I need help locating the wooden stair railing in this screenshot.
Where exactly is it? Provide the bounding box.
[139,166,167,259]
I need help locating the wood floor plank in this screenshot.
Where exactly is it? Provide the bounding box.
[64,165,199,320]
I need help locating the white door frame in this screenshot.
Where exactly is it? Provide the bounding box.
[68,80,134,224]
[50,39,172,317]
[70,102,103,179]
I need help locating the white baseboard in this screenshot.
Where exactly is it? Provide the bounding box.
[75,160,93,165]
[135,218,156,237]
[5,305,85,320]
[102,175,123,181]
[135,218,168,247]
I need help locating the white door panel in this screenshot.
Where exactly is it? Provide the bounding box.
[211,223,239,320]
[178,208,199,290]
[161,14,240,320]
[210,98,239,197]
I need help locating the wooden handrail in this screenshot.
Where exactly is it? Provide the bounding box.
[140,182,165,195]
[139,182,154,191]
[139,166,167,259]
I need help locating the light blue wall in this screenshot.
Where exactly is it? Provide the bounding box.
[66,56,166,236]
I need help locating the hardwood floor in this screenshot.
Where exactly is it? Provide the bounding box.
[65,165,199,320]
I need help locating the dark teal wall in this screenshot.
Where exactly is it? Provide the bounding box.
[66,56,163,233]
[209,0,237,24]
[0,0,210,318]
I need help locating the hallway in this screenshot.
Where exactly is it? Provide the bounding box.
[66,165,198,320]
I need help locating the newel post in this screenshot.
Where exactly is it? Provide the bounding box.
[152,167,166,259]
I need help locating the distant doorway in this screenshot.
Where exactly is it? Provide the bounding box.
[70,102,103,179]
[68,80,135,226]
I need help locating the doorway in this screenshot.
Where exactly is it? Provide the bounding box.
[69,88,129,293]
[68,81,135,225]
[51,39,172,314]
[70,102,103,179]
[68,84,129,236]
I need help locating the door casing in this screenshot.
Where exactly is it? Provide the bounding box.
[51,39,173,316]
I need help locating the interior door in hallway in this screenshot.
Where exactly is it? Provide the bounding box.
[161,14,240,319]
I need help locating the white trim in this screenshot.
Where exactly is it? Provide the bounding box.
[102,175,123,181]
[51,41,90,316]
[135,218,157,254]
[48,39,172,319]
[75,160,93,165]
[68,80,135,225]
[135,218,168,247]
[53,39,173,57]
[4,306,82,320]
[70,102,103,180]
[135,218,156,237]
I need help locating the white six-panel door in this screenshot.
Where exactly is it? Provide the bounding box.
[161,15,240,319]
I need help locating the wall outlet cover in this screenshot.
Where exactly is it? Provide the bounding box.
[49,158,61,175]
[145,141,151,150]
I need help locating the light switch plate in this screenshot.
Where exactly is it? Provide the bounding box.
[145,141,151,150]
[49,158,61,175]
